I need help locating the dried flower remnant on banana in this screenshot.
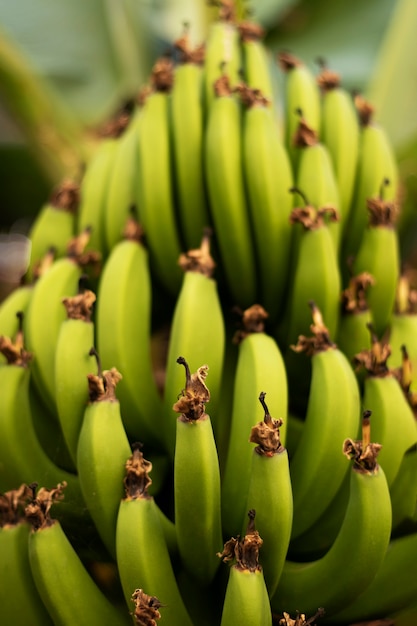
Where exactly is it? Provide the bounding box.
[122,445,153,501]
[131,588,163,626]
[343,410,382,474]
[274,607,325,626]
[24,482,67,531]
[177,228,216,278]
[62,289,96,322]
[217,509,263,572]
[173,356,210,422]
[233,303,269,344]
[249,392,284,456]
[0,484,33,527]
[291,301,335,356]
[87,347,123,403]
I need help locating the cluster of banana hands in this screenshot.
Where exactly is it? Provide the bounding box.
[1,1,417,625]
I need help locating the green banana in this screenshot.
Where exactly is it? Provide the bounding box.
[238,84,294,323]
[271,419,392,618]
[171,29,210,251]
[222,304,288,538]
[0,484,53,626]
[27,179,79,282]
[162,231,225,457]
[288,302,361,540]
[104,106,140,252]
[203,2,241,112]
[343,94,399,262]
[238,19,275,105]
[23,229,100,414]
[205,71,257,308]
[330,530,417,623]
[55,288,97,465]
[354,329,417,487]
[295,116,341,254]
[26,483,129,626]
[116,446,193,625]
[0,331,87,529]
[96,217,164,448]
[389,443,417,532]
[76,353,132,558]
[244,392,293,597]
[135,56,183,295]
[218,510,272,626]
[317,64,360,231]
[278,51,321,172]
[0,281,34,366]
[173,357,223,586]
[77,111,129,259]
[352,186,400,338]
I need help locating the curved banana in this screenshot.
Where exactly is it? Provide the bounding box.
[389,444,417,532]
[134,56,183,295]
[330,530,417,624]
[23,229,99,414]
[96,217,163,448]
[27,179,79,282]
[271,420,392,618]
[55,288,97,465]
[317,65,360,231]
[278,51,321,172]
[104,106,140,252]
[162,231,225,457]
[343,95,399,262]
[243,392,293,597]
[173,357,223,586]
[0,333,87,529]
[218,510,272,626]
[77,111,129,259]
[352,188,400,338]
[238,84,294,323]
[171,30,210,251]
[203,2,241,112]
[354,330,417,487]
[76,354,132,558]
[26,483,129,626]
[0,485,53,626]
[288,303,361,540]
[116,446,193,625]
[221,304,288,538]
[295,117,341,254]
[205,71,257,308]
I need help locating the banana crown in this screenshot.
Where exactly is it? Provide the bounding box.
[172,356,210,422]
[24,482,67,531]
[122,446,153,502]
[217,509,263,573]
[131,588,163,626]
[249,391,284,456]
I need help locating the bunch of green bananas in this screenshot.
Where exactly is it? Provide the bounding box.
[1,2,417,625]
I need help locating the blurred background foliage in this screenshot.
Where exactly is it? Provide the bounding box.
[0,0,417,257]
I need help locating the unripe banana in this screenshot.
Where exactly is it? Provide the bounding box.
[330,530,417,623]
[389,444,417,532]
[205,72,257,308]
[352,186,400,338]
[55,287,97,464]
[23,229,100,414]
[0,484,53,626]
[173,357,223,586]
[0,331,87,529]
[271,419,392,618]
[77,110,130,259]
[104,105,140,252]
[27,179,79,282]
[244,392,293,597]
[26,483,129,626]
[162,231,225,457]
[222,304,287,538]
[96,217,163,447]
[343,95,399,262]
[76,354,132,558]
[278,51,321,172]
[288,303,361,539]
[171,29,210,251]
[0,278,35,366]
[317,64,360,230]
[238,84,294,323]
[116,446,193,625]
[135,57,183,295]
[353,330,417,487]
[218,510,272,626]
[203,2,241,112]
[238,20,275,105]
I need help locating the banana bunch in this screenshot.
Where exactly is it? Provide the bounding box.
[2,0,417,623]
